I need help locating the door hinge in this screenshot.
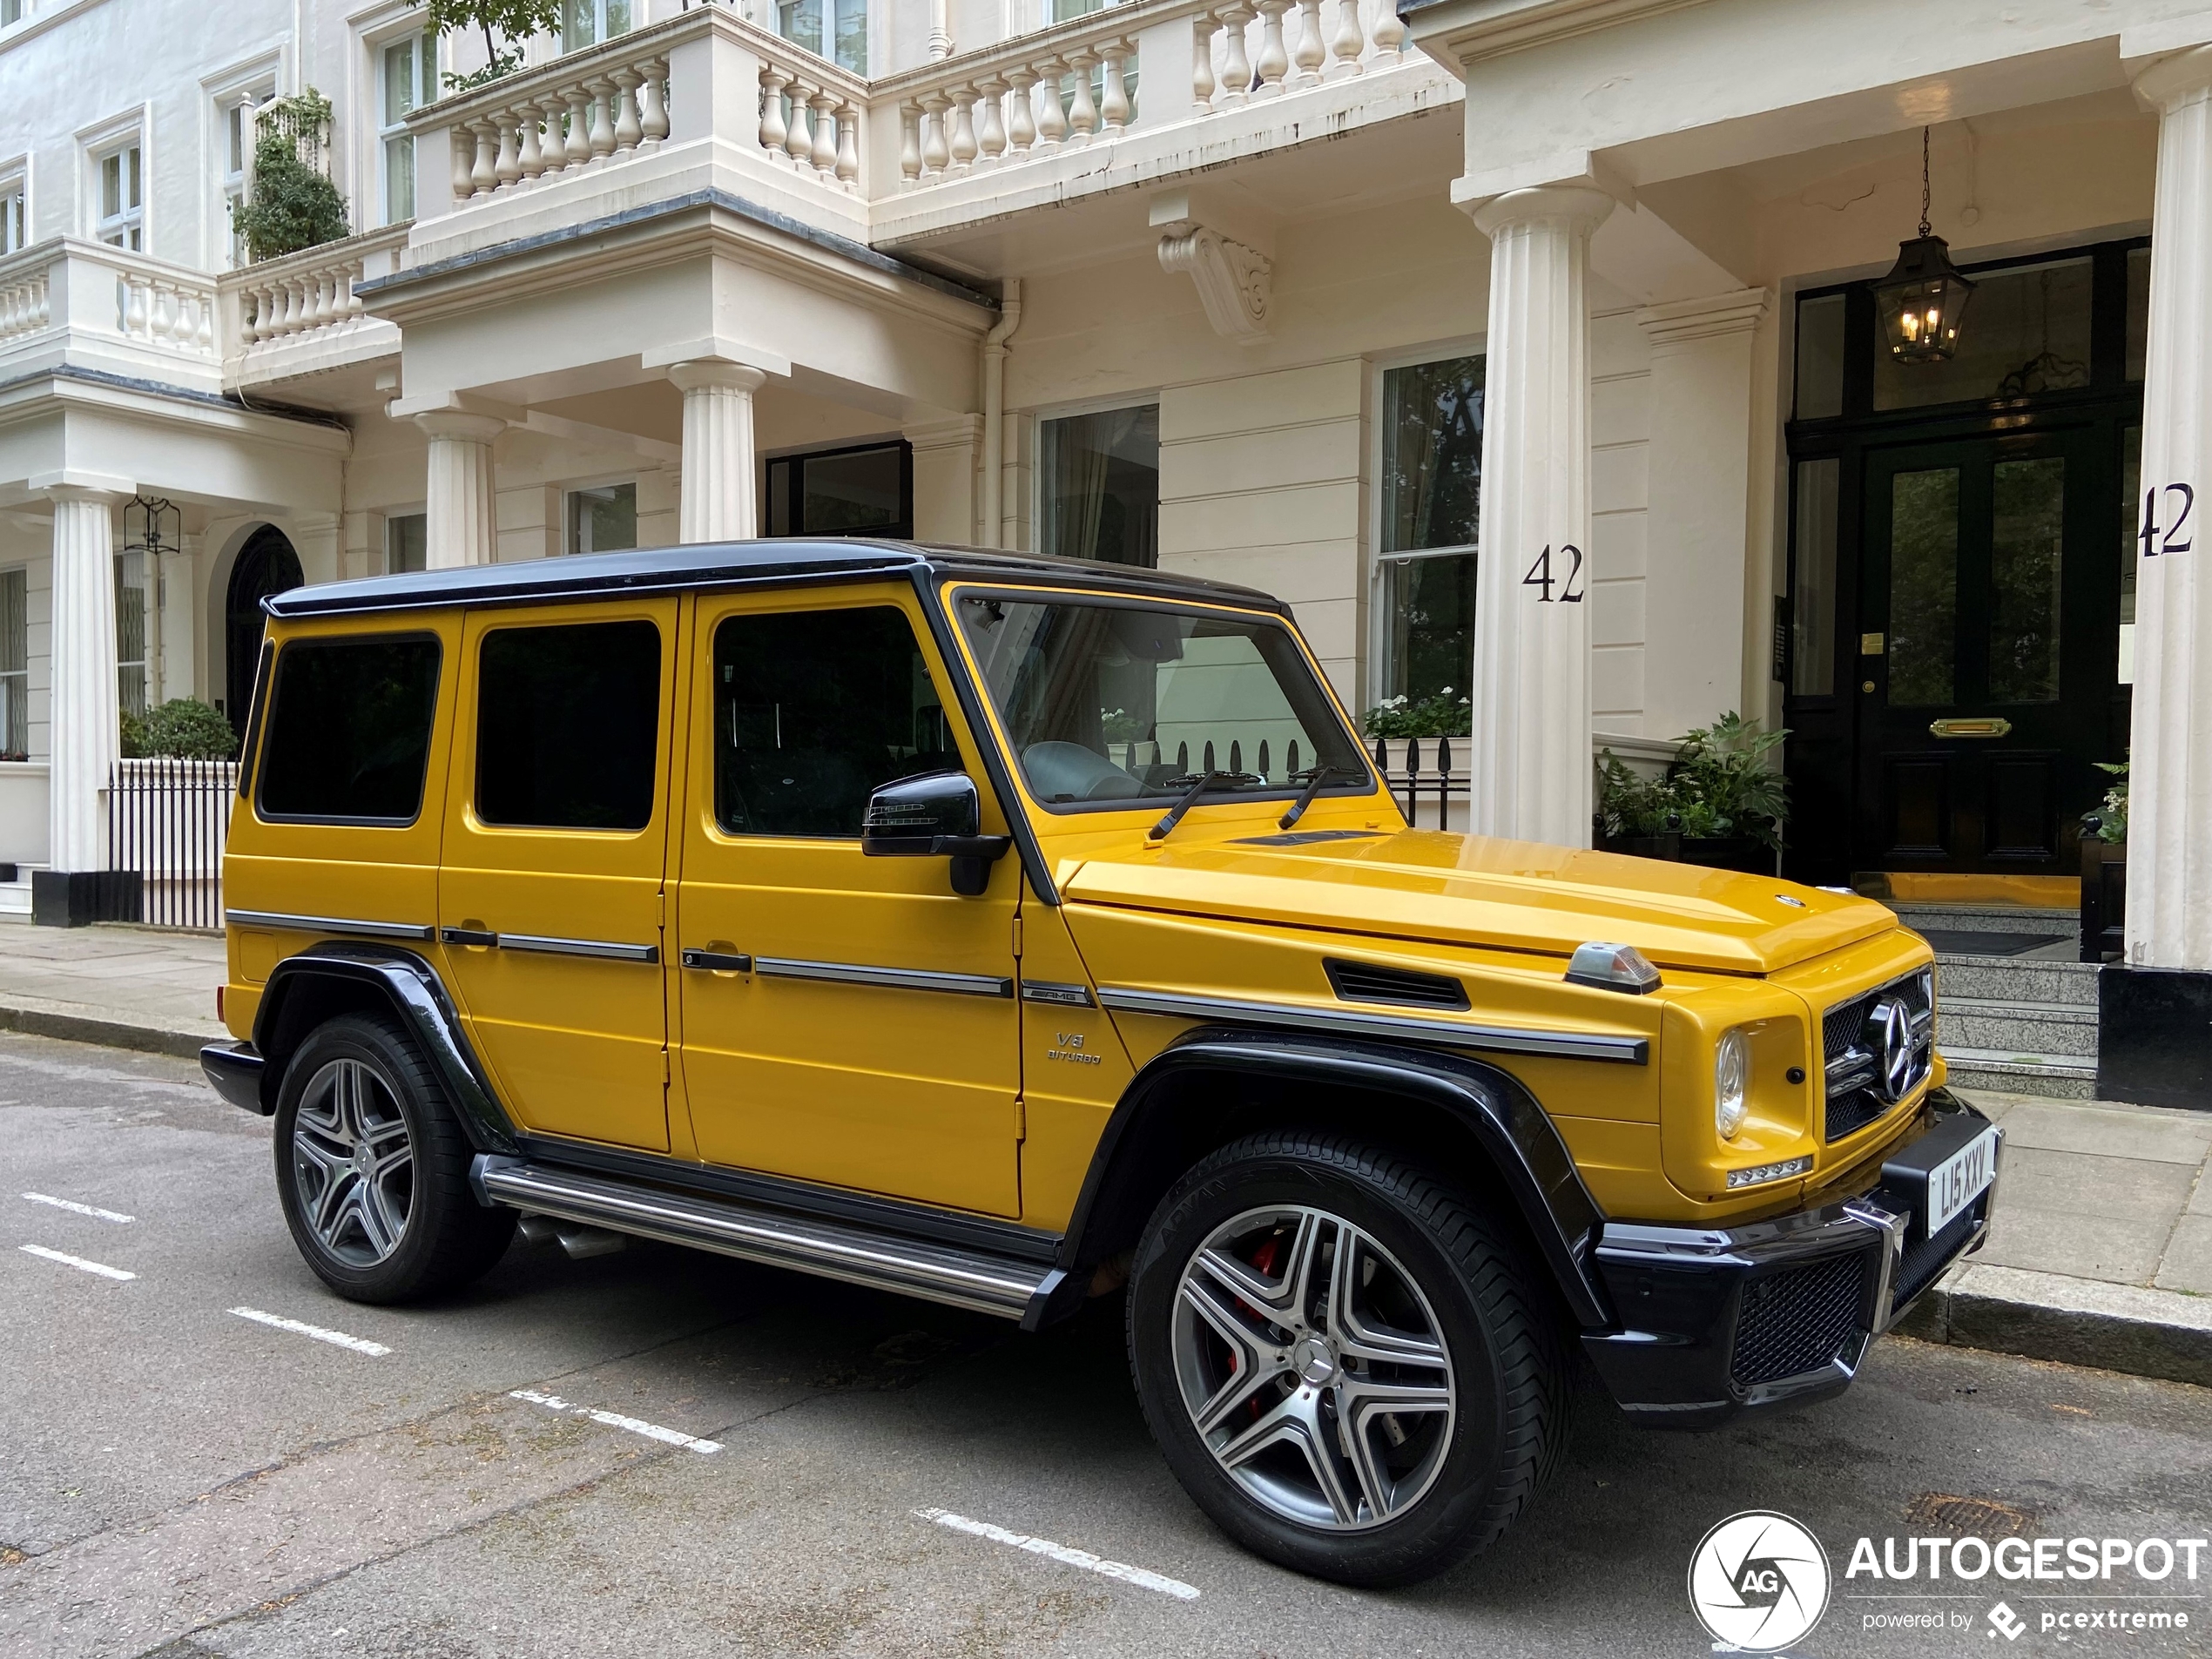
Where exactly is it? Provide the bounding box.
[1015,1096,1026,1141]
[660,1049,671,1086]
[1011,914,1023,958]
[658,889,667,928]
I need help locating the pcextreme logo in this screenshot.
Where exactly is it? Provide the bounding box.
[1689,1510,1833,1652]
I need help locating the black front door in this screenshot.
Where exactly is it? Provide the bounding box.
[1857,428,2118,874]
[225,525,302,734]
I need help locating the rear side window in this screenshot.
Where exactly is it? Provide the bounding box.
[476,619,662,831]
[714,606,953,838]
[258,636,442,822]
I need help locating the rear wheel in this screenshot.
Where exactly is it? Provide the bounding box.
[273,1014,514,1304]
[1127,1130,1569,1587]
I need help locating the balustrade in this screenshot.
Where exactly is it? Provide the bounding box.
[223,225,410,354]
[893,32,1138,185]
[439,45,672,206]
[1189,0,1403,110]
[0,270,50,344]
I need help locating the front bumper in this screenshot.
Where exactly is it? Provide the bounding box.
[1581,1089,1999,1427]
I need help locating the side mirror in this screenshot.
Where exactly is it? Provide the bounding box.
[861,771,1013,897]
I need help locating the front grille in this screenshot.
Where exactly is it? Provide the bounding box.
[1892,1194,1986,1311]
[1324,958,1470,1011]
[1730,1253,1868,1388]
[1823,968,1936,1142]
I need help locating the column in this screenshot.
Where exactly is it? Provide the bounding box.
[904,416,983,543]
[1464,185,1614,848]
[1635,288,1770,739]
[44,482,124,899]
[668,361,768,543]
[414,411,505,569]
[2128,46,2212,972]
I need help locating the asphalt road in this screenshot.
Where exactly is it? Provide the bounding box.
[2,1030,2207,1659]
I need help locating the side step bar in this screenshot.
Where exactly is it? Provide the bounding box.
[472,1155,1062,1323]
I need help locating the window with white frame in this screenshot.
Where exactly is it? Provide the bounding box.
[0,179,24,254]
[776,0,865,74]
[116,550,150,717]
[0,2,24,28]
[219,88,272,266]
[0,568,25,759]
[1377,354,1484,713]
[568,482,637,555]
[93,138,144,250]
[379,33,435,225]
[561,0,632,51]
[386,511,427,574]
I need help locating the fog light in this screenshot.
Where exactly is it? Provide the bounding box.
[1726,1155,1814,1190]
[1716,1028,1750,1139]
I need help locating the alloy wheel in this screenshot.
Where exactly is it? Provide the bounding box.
[290,1056,415,1267]
[1171,1204,1457,1530]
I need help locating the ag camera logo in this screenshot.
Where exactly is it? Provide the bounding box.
[1689,1510,1832,1652]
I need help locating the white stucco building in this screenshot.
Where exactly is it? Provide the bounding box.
[2,0,2209,1089]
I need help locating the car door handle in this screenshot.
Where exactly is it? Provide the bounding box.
[441,926,498,948]
[679,948,754,972]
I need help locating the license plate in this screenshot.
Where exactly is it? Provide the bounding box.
[1925,1126,1998,1237]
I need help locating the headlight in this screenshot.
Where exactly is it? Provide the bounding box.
[1715,1028,1750,1139]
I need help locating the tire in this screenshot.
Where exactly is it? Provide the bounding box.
[273,1013,516,1305]
[1126,1130,1571,1588]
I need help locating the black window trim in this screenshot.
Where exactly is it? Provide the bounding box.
[762,437,914,541]
[253,629,444,828]
[938,582,1379,820]
[470,613,666,836]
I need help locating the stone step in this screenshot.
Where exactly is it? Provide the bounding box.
[1889,901,2080,936]
[0,878,30,919]
[1932,954,2101,1008]
[1939,1045,2099,1100]
[1938,996,2100,1060]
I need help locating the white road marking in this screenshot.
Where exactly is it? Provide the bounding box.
[19,1244,134,1281]
[229,1306,391,1357]
[22,1191,135,1224]
[914,1507,1202,1601]
[509,1389,723,1453]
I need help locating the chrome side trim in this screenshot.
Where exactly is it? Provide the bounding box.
[226,909,435,942]
[753,956,1014,999]
[1095,986,1649,1065]
[496,932,659,964]
[1020,980,1096,1008]
[475,1157,1050,1320]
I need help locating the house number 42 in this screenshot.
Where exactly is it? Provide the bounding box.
[1522,543,1587,603]
[2141,483,2195,557]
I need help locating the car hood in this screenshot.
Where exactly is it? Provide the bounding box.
[1057,828,1897,976]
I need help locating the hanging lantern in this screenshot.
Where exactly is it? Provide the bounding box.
[1876,127,1974,365]
[124,495,180,559]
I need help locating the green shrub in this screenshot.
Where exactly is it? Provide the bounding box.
[428,0,563,90]
[229,91,350,263]
[2094,760,2128,842]
[1598,711,1790,848]
[121,699,239,761]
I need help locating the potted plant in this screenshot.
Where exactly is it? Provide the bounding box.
[1596,712,1788,876]
[2080,759,2127,962]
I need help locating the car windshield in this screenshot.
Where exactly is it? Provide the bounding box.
[954,592,1369,808]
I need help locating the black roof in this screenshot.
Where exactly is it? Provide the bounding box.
[263,540,1289,619]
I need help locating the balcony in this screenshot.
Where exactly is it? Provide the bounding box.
[219,222,413,402]
[396,0,1454,266]
[0,236,222,395]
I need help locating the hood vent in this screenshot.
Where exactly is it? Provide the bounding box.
[1324,958,1470,1012]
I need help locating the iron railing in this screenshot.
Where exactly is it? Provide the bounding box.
[1372,736,1468,832]
[106,759,238,930]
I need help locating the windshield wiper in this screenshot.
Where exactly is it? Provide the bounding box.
[1149,771,1251,842]
[1277,764,1352,831]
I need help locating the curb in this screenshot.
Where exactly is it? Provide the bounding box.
[1895,1262,2212,1388]
[0,1003,215,1061]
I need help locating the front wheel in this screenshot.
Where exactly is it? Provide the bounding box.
[1127,1131,1570,1587]
[273,1014,514,1304]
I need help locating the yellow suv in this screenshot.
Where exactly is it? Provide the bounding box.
[202,541,2000,1587]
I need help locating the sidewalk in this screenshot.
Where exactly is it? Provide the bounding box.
[0,924,2203,1386]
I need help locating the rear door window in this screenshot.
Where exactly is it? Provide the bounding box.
[475,619,661,831]
[257,636,442,822]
